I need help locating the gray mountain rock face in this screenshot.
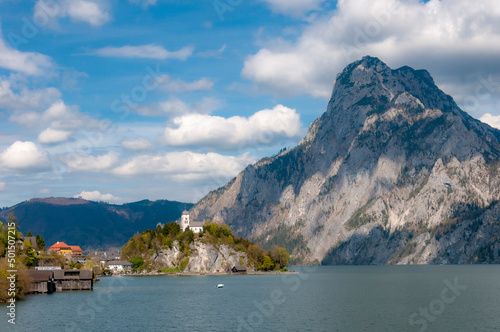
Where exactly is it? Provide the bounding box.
[191,56,500,265]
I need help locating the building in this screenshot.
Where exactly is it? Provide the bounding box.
[48,242,83,255]
[20,236,38,251]
[70,246,83,255]
[53,269,94,291]
[26,270,56,294]
[178,209,204,233]
[231,266,247,274]
[107,260,133,272]
[48,242,73,254]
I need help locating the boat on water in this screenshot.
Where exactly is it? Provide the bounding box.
[216,284,224,288]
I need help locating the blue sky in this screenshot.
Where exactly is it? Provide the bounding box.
[1,0,500,207]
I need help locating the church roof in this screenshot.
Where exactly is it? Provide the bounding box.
[189,221,204,228]
[182,210,189,215]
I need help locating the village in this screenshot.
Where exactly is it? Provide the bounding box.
[19,209,265,296]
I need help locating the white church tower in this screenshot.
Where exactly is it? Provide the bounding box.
[180,209,190,232]
[178,209,204,233]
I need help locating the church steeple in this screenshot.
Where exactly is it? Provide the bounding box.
[181,209,190,231]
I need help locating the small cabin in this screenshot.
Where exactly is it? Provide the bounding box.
[26,270,55,294]
[231,266,247,274]
[53,269,94,291]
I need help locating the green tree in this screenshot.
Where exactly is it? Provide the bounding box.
[258,255,275,271]
[36,234,45,250]
[271,246,290,269]
[26,230,32,237]
[22,240,38,267]
[130,257,144,271]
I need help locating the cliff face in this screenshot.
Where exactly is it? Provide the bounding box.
[153,241,249,273]
[191,56,500,264]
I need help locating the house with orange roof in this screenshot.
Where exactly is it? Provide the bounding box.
[70,246,83,255]
[49,242,83,255]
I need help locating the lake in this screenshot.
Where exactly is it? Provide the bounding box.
[1,265,500,331]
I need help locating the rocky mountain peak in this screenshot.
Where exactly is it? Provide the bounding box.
[192,56,500,265]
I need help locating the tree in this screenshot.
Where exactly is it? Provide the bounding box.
[258,255,275,271]
[36,234,45,250]
[26,230,32,237]
[22,240,38,267]
[271,246,290,269]
[130,257,144,271]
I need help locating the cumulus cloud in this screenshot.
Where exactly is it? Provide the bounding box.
[260,0,326,16]
[243,0,500,101]
[0,28,53,76]
[157,76,214,93]
[480,113,500,129]
[38,128,72,144]
[162,105,303,150]
[65,151,120,171]
[121,138,154,151]
[90,45,194,60]
[0,141,50,171]
[75,190,121,203]
[135,97,221,117]
[0,77,61,111]
[34,0,111,27]
[113,151,254,182]
[10,100,99,144]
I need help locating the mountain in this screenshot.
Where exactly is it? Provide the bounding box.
[190,56,500,265]
[0,198,193,250]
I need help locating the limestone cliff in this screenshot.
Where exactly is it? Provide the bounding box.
[191,56,500,264]
[152,240,249,273]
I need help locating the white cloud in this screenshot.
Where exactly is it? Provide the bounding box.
[243,0,500,100]
[480,113,500,129]
[65,151,120,172]
[39,188,50,194]
[0,77,61,111]
[0,141,50,170]
[11,100,85,129]
[162,105,303,150]
[0,28,53,76]
[136,97,221,117]
[121,138,153,151]
[0,182,5,191]
[157,76,214,93]
[75,190,121,203]
[34,0,111,27]
[90,45,194,60]
[113,151,254,182]
[260,0,326,16]
[10,100,100,144]
[38,128,72,144]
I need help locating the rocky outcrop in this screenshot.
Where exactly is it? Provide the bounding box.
[153,241,250,273]
[190,56,500,265]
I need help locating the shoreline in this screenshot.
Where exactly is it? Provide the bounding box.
[105,270,299,277]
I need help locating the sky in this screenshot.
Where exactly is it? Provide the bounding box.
[1,0,500,207]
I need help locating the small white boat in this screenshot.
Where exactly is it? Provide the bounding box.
[216,284,224,288]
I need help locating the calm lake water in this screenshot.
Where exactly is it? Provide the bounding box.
[1,265,500,331]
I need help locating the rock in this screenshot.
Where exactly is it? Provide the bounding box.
[190,56,500,265]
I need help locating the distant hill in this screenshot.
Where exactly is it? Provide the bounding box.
[0,198,193,251]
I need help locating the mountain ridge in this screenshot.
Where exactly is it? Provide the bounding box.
[0,197,194,250]
[190,56,500,264]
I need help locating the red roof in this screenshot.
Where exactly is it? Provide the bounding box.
[49,242,71,250]
[70,246,82,252]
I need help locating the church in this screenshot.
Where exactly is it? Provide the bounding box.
[178,209,204,233]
